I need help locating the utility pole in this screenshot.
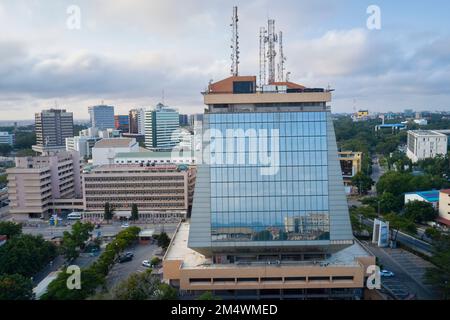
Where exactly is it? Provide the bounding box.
[230,6,240,76]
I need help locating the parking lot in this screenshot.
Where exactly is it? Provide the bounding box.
[105,242,162,290]
[362,241,439,300]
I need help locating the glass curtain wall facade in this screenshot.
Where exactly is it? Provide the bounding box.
[207,111,330,242]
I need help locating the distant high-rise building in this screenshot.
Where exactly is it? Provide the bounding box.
[88,105,115,130]
[189,113,204,126]
[179,114,189,126]
[114,115,129,132]
[144,103,180,150]
[33,109,74,154]
[129,108,146,134]
[0,132,15,146]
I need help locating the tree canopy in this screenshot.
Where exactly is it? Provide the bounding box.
[404,200,437,223]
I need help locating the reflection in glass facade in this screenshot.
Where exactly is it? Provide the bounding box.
[208,111,330,242]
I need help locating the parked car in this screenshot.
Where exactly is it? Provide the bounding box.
[121,223,130,228]
[380,269,395,277]
[125,251,134,258]
[142,260,151,268]
[119,254,133,263]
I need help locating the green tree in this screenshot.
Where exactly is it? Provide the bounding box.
[404,200,437,223]
[150,256,161,266]
[425,228,441,241]
[424,234,450,299]
[0,144,12,156]
[351,172,374,195]
[197,291,222,300]
[155,232,171,249]
[104,202,114,223]
[41,267,104,300]
[131,203,139,221]
[0,234,57,277]
[61,222,94,261]
[0,221,22,239]
[155,283,179,300]
[384,213,417,243]
[0,274,33,300]
[113,270,159,300]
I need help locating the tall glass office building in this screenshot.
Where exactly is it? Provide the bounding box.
[188,76,353,257]
[209,111,329,242]
[164,76,373,300]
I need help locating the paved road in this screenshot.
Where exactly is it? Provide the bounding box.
[22,222,179,239]
[361,241,439,300]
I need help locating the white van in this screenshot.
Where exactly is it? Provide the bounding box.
[67,212,82,220]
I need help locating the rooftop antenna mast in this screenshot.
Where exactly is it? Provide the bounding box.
[259,26,267,88]
[266,19,277,84]
[230,6,240,76]
[277,31,286,82]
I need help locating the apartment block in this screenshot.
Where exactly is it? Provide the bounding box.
[6,151,82,220]
[82,164,196,216]
[407,130,448,163]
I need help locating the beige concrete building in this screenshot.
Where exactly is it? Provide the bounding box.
[438,189,450,227]
[6,151,82,220]
[82,164,196,218]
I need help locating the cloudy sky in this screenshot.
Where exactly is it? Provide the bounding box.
[1,0,450,120]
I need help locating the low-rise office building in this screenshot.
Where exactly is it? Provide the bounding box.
[406,130,448,163]
[338,151,362,186]
[91,138,139,165]
[6,151,82,220]
[82,164,196,218]
[404,190,440,209]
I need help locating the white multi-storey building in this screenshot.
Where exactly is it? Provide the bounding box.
[406,130,448,163]
[65,136,100,159]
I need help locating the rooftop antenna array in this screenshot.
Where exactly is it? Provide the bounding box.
[230,6,240,76]
[259,26,267,88]
[266,19,278,84]
[277,31,287,82]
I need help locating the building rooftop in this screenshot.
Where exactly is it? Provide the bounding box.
[165,222,371,270]
[405,190,440,202]
[440,189,450,195]
[94,138,135,148]
[409,130,447,137]
[115,150,194,159]
[85,163,185,173]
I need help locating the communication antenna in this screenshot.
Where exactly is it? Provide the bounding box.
[286,71,291,82]
[266,19,277,84]
[230,6,240,76]
[259,26,267,88]
[277,31,286,82]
